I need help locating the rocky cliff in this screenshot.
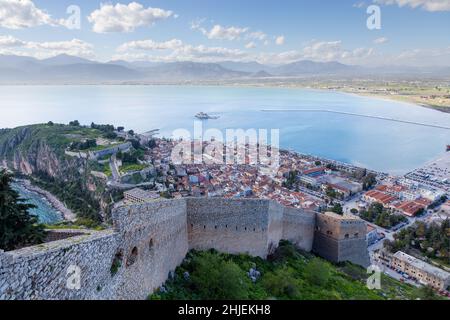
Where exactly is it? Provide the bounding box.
[0,124,109,221]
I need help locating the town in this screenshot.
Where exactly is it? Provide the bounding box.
[60,122,450,297]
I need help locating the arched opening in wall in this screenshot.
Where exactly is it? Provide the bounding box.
[204,225,206,229]
[345,234,349,239]
[215,225,218,230]
[354,233,359,238]
[110,250,123,276]
[126,247,138,267]
[149,238,154,252]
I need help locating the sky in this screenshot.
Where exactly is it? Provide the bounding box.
[0,0,450,66]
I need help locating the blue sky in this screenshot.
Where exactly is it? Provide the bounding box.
[1,0,450,66]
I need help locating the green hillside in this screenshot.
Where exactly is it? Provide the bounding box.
[150,241,437,301]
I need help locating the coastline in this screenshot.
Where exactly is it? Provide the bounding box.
[18,179,77,222]
[0,82,448,114]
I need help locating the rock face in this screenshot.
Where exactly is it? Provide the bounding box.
[0,198,370,300]
[0,126,79,178]
[0,125,109,216]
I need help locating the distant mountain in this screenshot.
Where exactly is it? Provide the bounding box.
[143,61,248,80]
[0,54,449,83]
[0,55,142,83]
[218,61,270,73]
[39,54,96,66]
[0,55,40,70]
[272,60,359,76]
[40,63,143,81]
[107,60,162,69]
[250,70,273,78]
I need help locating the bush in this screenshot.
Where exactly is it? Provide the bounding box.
[189,252,251,300]
[304,258,331,287]
[261,267,300,298]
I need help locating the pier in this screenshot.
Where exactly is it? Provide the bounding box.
[261,109,450,130]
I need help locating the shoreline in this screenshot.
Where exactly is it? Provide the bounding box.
[0,82,448,114]
[18,179,77,222]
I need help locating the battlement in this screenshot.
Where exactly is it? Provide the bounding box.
[0,198,369,300]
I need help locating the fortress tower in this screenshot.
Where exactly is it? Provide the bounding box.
[313,212,370,267]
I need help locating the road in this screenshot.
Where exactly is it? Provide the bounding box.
[109,154,121,182]
[343,192,426,287]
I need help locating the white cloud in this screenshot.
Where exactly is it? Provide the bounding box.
[114,38,247,62]
[247,31,267,41]
[275,36,285,46]
[88,2,173,33]
[353,2,367,8]
[300,40,374,63]
[374,37,388,44]
[192,20,273,44]
[0,35,95,59]
[117,39,183,52]
[201,24,249,41]
[0,0,56,29]
[375,0,450,12]
[114,37,379,65]
[0,35,25,46]
[388,46,450,66]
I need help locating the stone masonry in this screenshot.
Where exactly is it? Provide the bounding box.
[0,198,369,300]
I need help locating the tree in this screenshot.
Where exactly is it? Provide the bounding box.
[262,267,300,298]
[0,171,47,251]
[69,120,80,127]
[304,258,331,286]
[331,203,344,215]
[362,173,377,190]
[190,252,250,300]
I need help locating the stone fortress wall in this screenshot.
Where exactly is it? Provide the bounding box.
[0,198,368,300]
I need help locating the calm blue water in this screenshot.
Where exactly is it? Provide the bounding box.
[0,85,449,175]
[11,183,63,224]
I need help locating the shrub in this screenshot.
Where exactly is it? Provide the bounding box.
[190,252,251,300]
[304,258,331,287]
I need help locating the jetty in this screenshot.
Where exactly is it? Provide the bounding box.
[261,109,450,130]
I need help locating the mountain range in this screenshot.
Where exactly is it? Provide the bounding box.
[0,54,448,84]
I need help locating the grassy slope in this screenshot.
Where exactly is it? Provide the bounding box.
[150,241,423,301]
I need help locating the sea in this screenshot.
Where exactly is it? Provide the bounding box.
[11,182,63,224]
[1,85,449,176]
